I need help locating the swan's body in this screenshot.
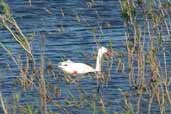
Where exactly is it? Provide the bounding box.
[58,47,112,75]
[58,60,96,74]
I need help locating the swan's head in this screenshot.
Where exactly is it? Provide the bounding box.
[99,47,112,57]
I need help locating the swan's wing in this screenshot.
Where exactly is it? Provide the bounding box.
[71,63,96,74]
[58,61,96,74]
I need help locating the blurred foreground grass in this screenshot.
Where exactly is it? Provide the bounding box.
[0,0,171,114]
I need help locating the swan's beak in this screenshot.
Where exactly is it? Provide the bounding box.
[105,50,113,57]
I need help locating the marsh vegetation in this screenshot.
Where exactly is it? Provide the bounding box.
[0,0,171,114]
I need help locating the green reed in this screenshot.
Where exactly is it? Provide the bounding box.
[120,0,171,113]
[0,0,33,59]
[0,0,170,114]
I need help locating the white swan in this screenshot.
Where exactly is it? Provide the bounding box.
[58,47,112,75]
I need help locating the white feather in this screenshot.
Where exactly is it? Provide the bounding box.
[58,46,111,75]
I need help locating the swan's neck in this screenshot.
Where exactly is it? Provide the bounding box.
[96,50,103,72]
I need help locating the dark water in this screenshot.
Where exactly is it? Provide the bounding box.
[1,0,165,113]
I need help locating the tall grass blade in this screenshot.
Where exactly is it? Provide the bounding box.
[0,92,8,114]
[0,0,33,57]
[0,41,19,69]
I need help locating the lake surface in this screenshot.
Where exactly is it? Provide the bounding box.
[1,0,170,114]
